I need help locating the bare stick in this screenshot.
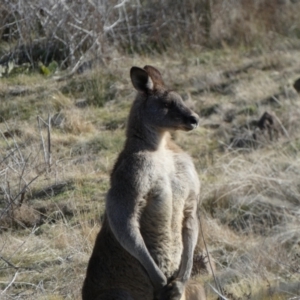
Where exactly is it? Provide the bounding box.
[1,118,24,164]
[273,113,289,138]
[0,147,19,165]
[0,255,19,270]
[0,173,41,220]
[114,0,129,9]
[122,2,133,53]
[68,22,94,36]
[18,152,32,196]
[54,37,100,81]
[10,6,33,66]
[1,271,18,295]
[47,113,52,171]
[8,181,14,227]
[37,116,48,171]
[208,283,229,300]
[199,212,225,299]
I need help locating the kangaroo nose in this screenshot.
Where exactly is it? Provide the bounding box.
[189,115,199,127]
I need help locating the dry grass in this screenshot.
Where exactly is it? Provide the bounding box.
[1,46,300,300]
[1,0,300,71]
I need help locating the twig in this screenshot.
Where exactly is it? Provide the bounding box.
[1,118,24,164]
[0,128,11,147]
[114,0,129,9]
[63,32,90,65]
[0,173,42,220]
[10,131,24,165]
[0,147,19,166]
[103,3,123,33]
[273,113,289,139]
[37,116,47,167]
[68,22,94,36]
[53,37,100,81]
[61,1,84,24]
[47,113,52,171]
[208,283,229,300]
[104,15,123,32]
[199,212,225,299]
[122,2,133,54]
[8,181,14,227]
[17,152,32,198]
[10,7,33,66]
[1,271,18,295]
[0,255,19,270]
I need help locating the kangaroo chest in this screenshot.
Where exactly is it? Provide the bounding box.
[144,150,191,217]
[139,149,195,277]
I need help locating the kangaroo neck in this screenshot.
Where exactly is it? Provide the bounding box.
[125,96,170,152]
[126,122,168,152]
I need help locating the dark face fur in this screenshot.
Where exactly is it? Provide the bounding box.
[143,89,199,132]
[130,65,199,133]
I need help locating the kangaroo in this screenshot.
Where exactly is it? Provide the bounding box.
[82,66,204,300]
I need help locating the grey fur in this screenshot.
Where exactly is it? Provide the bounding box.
[82,66,204,300]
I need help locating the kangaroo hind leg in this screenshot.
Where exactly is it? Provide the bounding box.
[185,280,206,300]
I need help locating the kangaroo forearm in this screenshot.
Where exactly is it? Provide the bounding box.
[117,229,166,288]
[107,213,167,288]
[177,220,199,283]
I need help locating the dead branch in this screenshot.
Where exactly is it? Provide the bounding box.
[37,115,51,172]
[17,152,33,197]
[47,114,52,171]
[0,271,18,295]
[0,147,19,166]
[0,255,19,270]
[0,173,42,220]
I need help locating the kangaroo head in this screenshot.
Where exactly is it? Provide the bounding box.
[130,65,199,132]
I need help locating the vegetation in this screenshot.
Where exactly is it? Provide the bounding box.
[1,1,300,299]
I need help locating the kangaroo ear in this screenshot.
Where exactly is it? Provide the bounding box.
[143,65,164,88]
[130,67,153,92]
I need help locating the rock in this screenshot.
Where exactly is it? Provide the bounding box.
[8,86,29,96]
[293,77,300,93]
[230,131,258,149]
[253,111,282,141]
[51,112,65,127]
[200,104,220,117]
[3,129,22,139]
[75,99,88,108]
[223,109,236,123]
[31,181,74,199]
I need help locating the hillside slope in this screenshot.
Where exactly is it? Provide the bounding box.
[1,46,300,299]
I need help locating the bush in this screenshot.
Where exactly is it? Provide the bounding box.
[0,0,300,68]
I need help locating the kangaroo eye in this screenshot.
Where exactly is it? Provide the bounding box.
[164,101,172,108]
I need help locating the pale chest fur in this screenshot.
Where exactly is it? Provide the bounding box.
[140,147,200,278]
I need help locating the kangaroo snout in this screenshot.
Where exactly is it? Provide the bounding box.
[187,114,200,130]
